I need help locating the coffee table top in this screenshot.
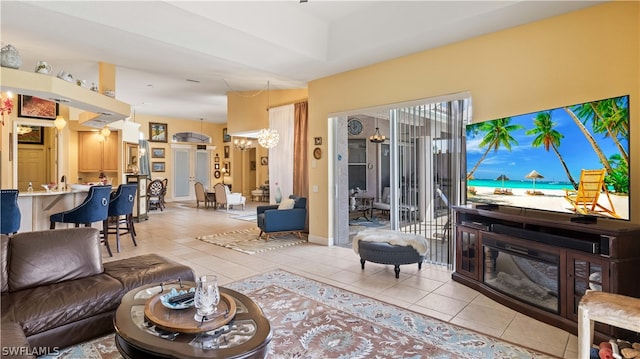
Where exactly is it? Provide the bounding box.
[114,281,271,359]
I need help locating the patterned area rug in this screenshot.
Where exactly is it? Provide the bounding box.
[196,228,307,254]
[40,270,553,359]
[233,213,258,222]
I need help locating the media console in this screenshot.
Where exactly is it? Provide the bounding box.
[452,204,640,341]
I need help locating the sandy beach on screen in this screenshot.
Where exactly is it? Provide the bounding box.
[468,186,629,220]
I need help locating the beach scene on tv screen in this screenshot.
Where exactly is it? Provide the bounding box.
[466,95,629,220]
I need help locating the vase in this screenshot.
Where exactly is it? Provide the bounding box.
[1,44,22,69]
[275,187,282,204]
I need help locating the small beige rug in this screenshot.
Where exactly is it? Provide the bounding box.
[196,227,307,254]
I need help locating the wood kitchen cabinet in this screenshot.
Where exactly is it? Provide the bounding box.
[78,131,118,172]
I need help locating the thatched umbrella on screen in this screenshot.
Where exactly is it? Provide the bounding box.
[525,170,544,193]
[496,174,509,189]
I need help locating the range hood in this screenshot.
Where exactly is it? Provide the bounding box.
[1,67,130,128]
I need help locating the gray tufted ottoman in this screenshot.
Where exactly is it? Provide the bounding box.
[353,229,429,278]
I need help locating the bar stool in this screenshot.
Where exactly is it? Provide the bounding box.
[107,183,138,253]
[50,185,113,256]
[1,189,21,234]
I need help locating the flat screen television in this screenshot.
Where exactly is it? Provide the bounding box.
[465,94,630,221]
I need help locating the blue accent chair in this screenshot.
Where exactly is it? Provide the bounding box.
[50,185,113,256]
[1,189,21,234]
[256,195,307,241]
[107,183,138,253]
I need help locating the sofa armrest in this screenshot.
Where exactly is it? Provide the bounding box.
[257,205,279,215]
[1,321,34,359]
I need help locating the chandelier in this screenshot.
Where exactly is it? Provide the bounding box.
[16,125,32,135]
[257,128,279,149]
[369,118,386,143]
[234,138,252,151]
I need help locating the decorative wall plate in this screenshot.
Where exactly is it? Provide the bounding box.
[313,147,322,159]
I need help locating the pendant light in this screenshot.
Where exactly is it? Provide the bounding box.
[369,118,386,143]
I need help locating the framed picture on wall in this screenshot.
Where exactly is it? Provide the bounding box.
[222,128,231,142]
[223,161,230,173]
[149,122,168,142]
[151,148,165,158]
[152,162,165,172]
[17,95,58,120]
[260,156,268,166]
[17,126,44,144]
[224,145,230,158]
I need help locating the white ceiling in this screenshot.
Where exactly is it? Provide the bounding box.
[1,1,602,124]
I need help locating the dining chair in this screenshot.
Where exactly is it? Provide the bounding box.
[194,182,215,208]
[107,183,138,253]
[147,179,165,211]
[1,189,21,234]
[49,185,113,256]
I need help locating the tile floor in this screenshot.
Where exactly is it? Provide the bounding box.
[103,200,576,358]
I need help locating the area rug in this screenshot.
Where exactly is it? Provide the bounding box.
[195,228,307,254]
[233,213,258,222]
[40,270,553,359]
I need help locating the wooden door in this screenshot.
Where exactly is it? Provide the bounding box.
[17,147,47,191]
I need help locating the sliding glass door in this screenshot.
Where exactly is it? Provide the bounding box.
[333,93,471,267]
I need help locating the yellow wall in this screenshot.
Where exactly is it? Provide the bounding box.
[227,87,308,190]
[303,1,639,243]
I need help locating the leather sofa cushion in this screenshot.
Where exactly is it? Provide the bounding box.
[1,234,8,293]
[104,253,195,293]
[8,228,103,292]
[1,274,123,337]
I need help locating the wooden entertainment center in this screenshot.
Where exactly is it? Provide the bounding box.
[452,204,640,340]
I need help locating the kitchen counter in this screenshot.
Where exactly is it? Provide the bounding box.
[18,190,90,232]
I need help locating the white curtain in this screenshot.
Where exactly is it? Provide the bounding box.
[269,104,294,203]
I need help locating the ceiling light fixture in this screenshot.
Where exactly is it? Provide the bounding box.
[257,128,279,149]
[53,115,67,131]
[257,81,279,149]
[234,138,252,151]
[16,125,32,135]
[100,125,111,139]
[369,118,386,143]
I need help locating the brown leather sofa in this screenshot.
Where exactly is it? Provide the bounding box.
[1,227,195,356]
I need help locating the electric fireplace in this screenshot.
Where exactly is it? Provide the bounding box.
[482,235,560,314]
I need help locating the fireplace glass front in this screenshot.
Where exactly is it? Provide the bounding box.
[483,236,559,313]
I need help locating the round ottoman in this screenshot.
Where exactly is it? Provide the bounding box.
[358,240,425,278]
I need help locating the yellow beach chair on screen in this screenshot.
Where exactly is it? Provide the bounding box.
[564,169,620,218]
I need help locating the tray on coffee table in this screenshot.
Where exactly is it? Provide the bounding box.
[144,292,236,333]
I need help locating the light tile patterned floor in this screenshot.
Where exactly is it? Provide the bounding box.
[103,201,576,358]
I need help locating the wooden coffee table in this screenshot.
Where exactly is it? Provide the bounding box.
[114,281,271,359]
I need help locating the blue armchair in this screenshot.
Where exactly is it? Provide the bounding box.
[256,195,307,241]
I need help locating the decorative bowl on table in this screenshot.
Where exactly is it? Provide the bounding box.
[160,287,196,310]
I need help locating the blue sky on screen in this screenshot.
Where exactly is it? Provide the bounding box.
[466,99,627,183]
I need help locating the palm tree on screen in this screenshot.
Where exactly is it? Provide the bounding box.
[467,118,524,180]
[525,112,578,189]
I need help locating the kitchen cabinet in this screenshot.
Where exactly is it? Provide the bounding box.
[78,131,118,172]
